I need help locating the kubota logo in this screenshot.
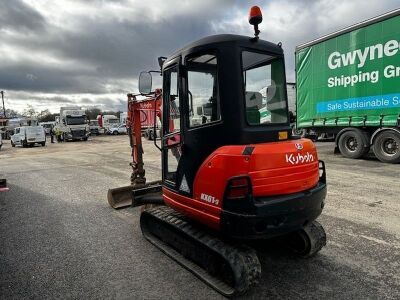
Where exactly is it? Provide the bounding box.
[295,143,303,150]
[286,152,314,165]
[139,103,152,109]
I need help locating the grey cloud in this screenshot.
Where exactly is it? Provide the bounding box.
[1,0,400,112]
[0,0,46,32]
[1,1,230,97]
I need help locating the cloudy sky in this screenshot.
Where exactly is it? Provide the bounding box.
[1,0,399,113]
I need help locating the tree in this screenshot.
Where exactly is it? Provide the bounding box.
[22,105,37,118]
[85,108,102,121]
[37,110,57,122]
[1,108,19,118]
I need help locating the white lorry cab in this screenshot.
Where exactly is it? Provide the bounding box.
[11,126,46,147]
[54,107,90,141]
[97,114,119,134]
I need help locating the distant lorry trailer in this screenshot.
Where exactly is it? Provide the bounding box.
[3,118,38,139]
[296,8,400,163]
[135,96,161,140]
[54,107,90,141]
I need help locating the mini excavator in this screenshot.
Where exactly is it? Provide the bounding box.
[108,6,327,297]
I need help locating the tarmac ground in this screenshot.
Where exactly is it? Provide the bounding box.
[0,135,399,299]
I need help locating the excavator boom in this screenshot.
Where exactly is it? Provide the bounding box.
[107,90,162,209]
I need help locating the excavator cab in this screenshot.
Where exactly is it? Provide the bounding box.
[110,6,327,297]
[138,34,326,236]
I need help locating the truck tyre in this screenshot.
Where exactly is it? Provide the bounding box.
[41,142,46,147]
[373,131,400,163]
[292,126,306,137]
[83,137,88,141]
[338,130,367,159]
[11,141,15,147]
[113,131,118,135]
[22,140,27,148]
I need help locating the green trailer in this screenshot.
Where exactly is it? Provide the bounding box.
[296,8,400,163]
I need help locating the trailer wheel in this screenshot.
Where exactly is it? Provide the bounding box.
[373,131,400,163]
[338,130,367,159]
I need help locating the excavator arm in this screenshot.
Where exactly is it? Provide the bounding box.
[107,90,163,208]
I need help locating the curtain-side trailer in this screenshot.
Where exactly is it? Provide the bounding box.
[296,8,400,163]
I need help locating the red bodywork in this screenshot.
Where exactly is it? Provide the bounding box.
[126,90,320,232]
[96,115,103,127]
[163,139,320,230]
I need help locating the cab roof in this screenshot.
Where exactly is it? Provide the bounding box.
[164,34,283,67]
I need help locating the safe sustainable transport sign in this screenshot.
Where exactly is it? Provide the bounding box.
[296,12,400,127]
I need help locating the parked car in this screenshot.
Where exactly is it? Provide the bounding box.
[107,124,127,135]
[11,126,46,147]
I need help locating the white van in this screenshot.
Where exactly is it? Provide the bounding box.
[11,126,46,147]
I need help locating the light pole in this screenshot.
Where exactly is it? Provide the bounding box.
[0,91,6,118]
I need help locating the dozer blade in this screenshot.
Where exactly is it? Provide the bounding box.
[108,185,135,209]
[107,180,163,209]
[140,206,261,297]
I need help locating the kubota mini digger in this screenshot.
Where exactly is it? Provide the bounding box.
[108,6,327,297]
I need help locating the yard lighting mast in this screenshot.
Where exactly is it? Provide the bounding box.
[0,91,6,118]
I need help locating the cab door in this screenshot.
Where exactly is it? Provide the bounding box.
[162,59,186,192]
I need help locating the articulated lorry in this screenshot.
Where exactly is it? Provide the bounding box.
[296,8,400,163]
[54,107,90,141]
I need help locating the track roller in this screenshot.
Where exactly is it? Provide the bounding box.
[286,220,326,258]
[140,206,261,297]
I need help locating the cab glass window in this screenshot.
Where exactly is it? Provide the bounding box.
[165,66,180,133]
[186,53,220,127]
[242,51,288,125]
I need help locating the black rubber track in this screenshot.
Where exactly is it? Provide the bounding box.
[140,206,261,297]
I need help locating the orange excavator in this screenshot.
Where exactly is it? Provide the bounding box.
[108,6,327,297]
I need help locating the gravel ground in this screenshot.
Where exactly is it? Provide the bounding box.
[0,135,399,299]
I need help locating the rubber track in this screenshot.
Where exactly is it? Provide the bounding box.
[140,206,261,297]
